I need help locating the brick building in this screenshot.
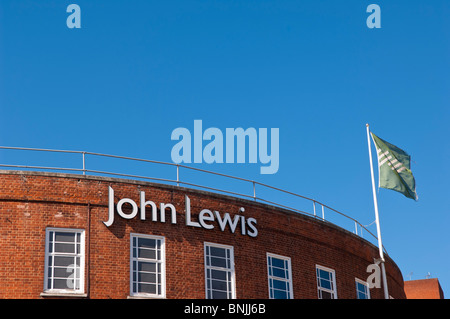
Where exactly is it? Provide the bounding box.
[0,170,406,299]
[404,279,444,299]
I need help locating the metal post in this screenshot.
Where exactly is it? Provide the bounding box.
[321,205,325,220]
[313,201,316,217]
[366,124,389,299]
[176,165,180,187]
[82,152,86,175]
[253,181,256,201]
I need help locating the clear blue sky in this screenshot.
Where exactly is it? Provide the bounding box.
[1,0,449,298]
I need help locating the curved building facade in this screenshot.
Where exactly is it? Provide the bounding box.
[0,171,406,299]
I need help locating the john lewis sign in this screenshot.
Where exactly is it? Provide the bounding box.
[103,187,258,238]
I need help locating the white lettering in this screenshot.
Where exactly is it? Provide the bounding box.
[199,209,215,229]
[185,303,218,316]
[103,186,115,227]
[160,203,177,224]
[215,211,240,233]
[366,4,381,29]
[117,198,138,219]
[226,127,257,164]
[171,128,191,163]
[104,188,258,237]
[170,120,280,174]
[194,120,203,163]
[259,128,279,174]
[66,4,81,29]
[203,127,223,164]
[366,262,381,288]
[140,191,157,221]
[246,218,258,238]
[185,195,201,228]
[229,304,266,315]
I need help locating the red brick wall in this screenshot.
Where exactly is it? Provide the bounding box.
[404,279,444,299]
[0,171,406,299]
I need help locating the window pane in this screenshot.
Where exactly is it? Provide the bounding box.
[210,247,226,258]
[138,262,156,273]
[320,278,332,290]
[273,289,288,299]
[53,267,72,278]
[210,256,227,268]
[272,279,287,291]
[138,272,156,284]
[138,248,156,259]
[271,257,285,269]
[212,290,228,299]
[211,269,227,281]
[211,279,227,291]
[138,238,156,249]
[318,269,330,280]
[53,278,70,290]
[55,232,76,243]
[138,283,156,294]
[55,243,75,254]
[272,267,287,279]
[53,256,75,267]
[321,290,332,299]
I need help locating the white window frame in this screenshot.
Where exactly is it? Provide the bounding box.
[43,227,85,295]
[316,265,337,299]
[204,242,236,299]
[267,253,293,299]
[130,233,166,298]
[355,278,371,299]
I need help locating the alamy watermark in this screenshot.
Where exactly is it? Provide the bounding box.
[66,263,79,290]
[366,260,382,289]
[170,120,279,174]
[65,4,380,30]
[66,4,81,29]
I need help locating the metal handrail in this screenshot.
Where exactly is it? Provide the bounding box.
[0,145,384,253]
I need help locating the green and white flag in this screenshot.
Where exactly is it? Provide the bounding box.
[371,132,418,200]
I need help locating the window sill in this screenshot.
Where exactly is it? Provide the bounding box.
[127,295,166,299]
[40,292,88,298]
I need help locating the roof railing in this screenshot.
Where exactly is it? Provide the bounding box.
[0,145,384,253]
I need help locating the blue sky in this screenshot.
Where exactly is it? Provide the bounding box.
[1,1,449,298]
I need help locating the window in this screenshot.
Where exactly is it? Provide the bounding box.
[204,242,235,299]
[130,233,165,298]
[44,228,85,294]
[267,253,293,299]
[316,265,337,299]
[355,278,370,299]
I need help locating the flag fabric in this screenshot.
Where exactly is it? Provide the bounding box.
[371,132,418,200]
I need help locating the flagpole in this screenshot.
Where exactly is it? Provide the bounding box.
[366,124,389,299]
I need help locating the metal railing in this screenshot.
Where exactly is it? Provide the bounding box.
[0,146,383,252]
